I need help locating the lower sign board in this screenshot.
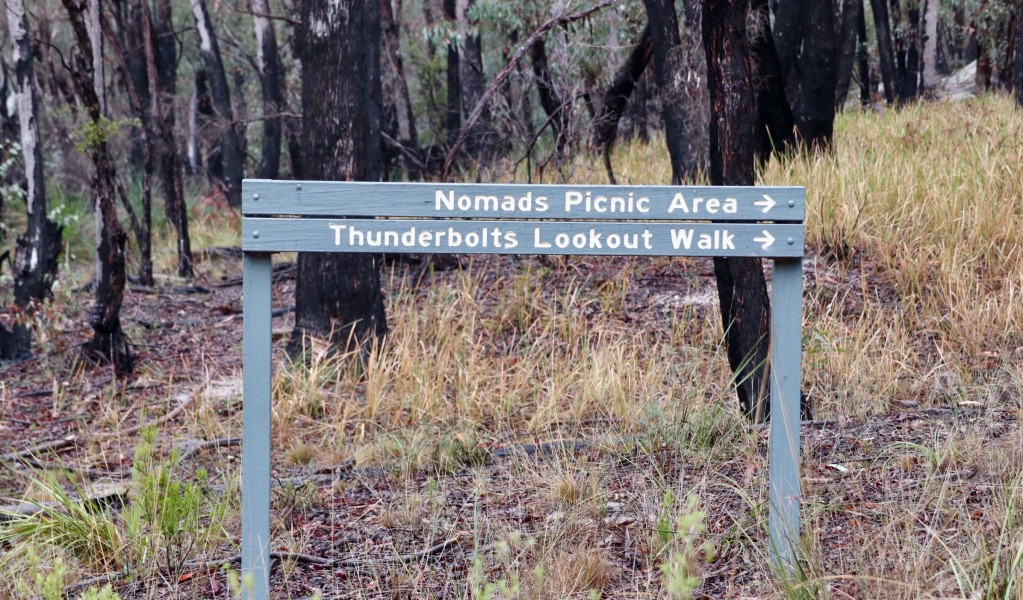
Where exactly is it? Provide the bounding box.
[243,219,804,258]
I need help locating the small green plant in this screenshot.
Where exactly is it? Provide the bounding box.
[658,494,712,599]
[0,426,227,594]
[124,426,210,579]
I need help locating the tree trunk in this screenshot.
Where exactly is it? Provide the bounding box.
[793,0,838,149]
[380,0,421,178]
[151,0,193,277]
[922,0,939,90]
[108,0,155,286]
[2,0,63,361]
[291,0,387,355]
[443,0,461,146]
[591,23,652,184]
[642,0,707,184]
[869,0,898,104]
[456,0,494,165]
[61,0,133,375]
[857,3,871,106]
[530,37,570,159]
[250,0,284,179]
[894,4,920,101]
[834,0,861,109]
[702,0,772,422]
[1015,0,1023,106]
[976,38,992,91]
[190,0,244,208]
[750,0,796,162]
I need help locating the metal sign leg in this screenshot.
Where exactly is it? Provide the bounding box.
[242,252,273,600]
[768,257,803,571]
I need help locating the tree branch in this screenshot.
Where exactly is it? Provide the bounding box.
[441,0,621,177]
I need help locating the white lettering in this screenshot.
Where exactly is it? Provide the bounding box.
[329,223,346,245]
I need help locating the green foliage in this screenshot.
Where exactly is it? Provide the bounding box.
[0,474,125,573]
[658,493,712,599]
[71,116,140,154]
[0,426,227,594]
[124,426,211,578]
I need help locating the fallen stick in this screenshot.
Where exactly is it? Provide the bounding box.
[182,534,463,572]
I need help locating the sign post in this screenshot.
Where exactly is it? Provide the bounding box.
[240,181,805,598]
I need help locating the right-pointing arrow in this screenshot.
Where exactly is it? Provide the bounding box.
[754,194,776,213]
[754,230,775,250]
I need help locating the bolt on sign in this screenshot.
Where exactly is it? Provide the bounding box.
[240,180,806,599]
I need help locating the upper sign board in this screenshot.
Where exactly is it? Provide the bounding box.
[242,180,805,223]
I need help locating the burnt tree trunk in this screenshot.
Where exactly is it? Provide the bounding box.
[750,0,796,162]
[109,0,155,286]
[703,0,772,421]
[443,0,461,146]
[530,38,570,159]
[291,0,387,355]
[642,0,707,184]
[62,0,133,374]
[1016,0,1023,106]
[250,0,284,179]
[894,3,920,101]
[834,0,862,109]
[151,0,193,277]
[380,0,421,178]
[857,3,872,106]
[794,0,838,149]
[190,0,244,208]
[592,23,652,184]
[869,0,898,104]
[456,0,494,165]
[2,0,62,361]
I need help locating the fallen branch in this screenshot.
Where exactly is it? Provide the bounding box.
[182,534,463,572]
[175,437,242,462]
[63,571,127,596]
[1,436,77,463]
[441,0,620,177]
[95,393,195,440]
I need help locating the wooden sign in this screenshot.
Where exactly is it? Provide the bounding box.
[239,180,805,599]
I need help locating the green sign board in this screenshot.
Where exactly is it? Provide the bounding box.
[240,180,805,599]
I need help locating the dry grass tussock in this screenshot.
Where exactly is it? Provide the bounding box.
[1,95,1022,598]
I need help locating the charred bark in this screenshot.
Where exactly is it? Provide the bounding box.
[250,0,284,179]
[1016,0,1023,106]
[703,0,772,421]
[151,0,193,277]
[380,0,421,178]
[443,0,461,146]
[834,0,861,109]
[2,0,63,361]
[592,23,652,184]
[107,0,155,286]
[456,0,495,165]
[530,38,569,159]
[869,0,898,104]
[857,3,871,106]
[894,3,920,101]
[291,0,387,355]
[61,0,133,375]
[794,0,838,149]
[190,0,244,208]
[642,0,707,184]
[750,0,796,162]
